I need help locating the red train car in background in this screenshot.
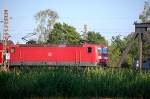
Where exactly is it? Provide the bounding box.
[0,43,108,67]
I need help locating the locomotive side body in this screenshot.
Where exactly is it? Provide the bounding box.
[9,44,99,66]
[0,43,108,67]
[0,43,3,65]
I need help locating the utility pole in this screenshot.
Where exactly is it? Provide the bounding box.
[2,9,10,71]
[82,24,88,42]
[139,32,142,69]
[0,21,3,41]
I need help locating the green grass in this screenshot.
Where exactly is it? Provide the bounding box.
[0,67,150,98]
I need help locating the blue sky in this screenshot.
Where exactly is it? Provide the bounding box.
[0,0,148,43]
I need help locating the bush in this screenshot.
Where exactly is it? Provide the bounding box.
[0,67,150,98]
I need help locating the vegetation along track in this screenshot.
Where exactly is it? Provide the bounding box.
[0,67,150,98]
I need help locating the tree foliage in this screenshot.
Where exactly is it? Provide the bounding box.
[109,34,139,67]
[34,9,107,46]
[35,9,59,43]
[47,23,81,45]
[109,35,129,67]
[109,2,150,67]
[139,1,150,23]
[139,1,150,62]
[87,31,107,45]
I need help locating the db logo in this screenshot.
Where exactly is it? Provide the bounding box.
[48,52,52,56]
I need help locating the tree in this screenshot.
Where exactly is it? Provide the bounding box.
[35,9,59,43]
[86,31,107,45]
[139,1,150,22]
[139,1,150,62]
[109,35,127,67]
[109,2,150,67]
[47,23,81,45]
[109,34,137,67]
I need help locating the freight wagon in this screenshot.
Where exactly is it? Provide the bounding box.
[0,43,108,67]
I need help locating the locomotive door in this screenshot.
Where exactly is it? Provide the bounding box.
[75,49,81,66]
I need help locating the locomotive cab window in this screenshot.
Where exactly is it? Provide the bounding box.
[87,47,92,53]
[11,47,16,53]
[98,47,108,54]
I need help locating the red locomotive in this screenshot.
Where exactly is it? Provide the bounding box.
[0,43,108,67]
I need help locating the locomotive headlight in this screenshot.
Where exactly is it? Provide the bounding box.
[104,57,108,60]
[98,56,102,59]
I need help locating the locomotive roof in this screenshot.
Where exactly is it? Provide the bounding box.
[11,43,107,48]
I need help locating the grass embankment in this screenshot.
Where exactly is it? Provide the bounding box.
[0,67,150,98]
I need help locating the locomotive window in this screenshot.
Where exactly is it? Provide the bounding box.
[11,47,16,53]
[102,48,108,54]
[98,48,108,54]
[98,48,102,53]
[87,47,92,53]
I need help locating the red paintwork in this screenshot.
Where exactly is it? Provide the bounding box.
[0,43,3,64]
[0,43,108,66]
